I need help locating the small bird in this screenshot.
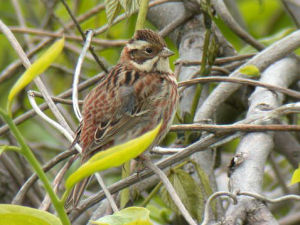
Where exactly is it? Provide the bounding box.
[69,29,178,206]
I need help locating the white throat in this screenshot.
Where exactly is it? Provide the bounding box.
[130,56,172,73]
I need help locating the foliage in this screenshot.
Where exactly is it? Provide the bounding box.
[0,204,62,225]
[91,207,152,225]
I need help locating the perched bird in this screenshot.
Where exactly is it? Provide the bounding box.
[69,29,178,206]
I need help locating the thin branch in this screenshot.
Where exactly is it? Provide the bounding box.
[178,76,300,99]
[170,124,300,132]
[159,13,193,37]
[238,191,300,203]
[202,191,238,225]
[144,158,197,225]
[10,0,32,47]
[7,26,126,46]
[28,91,82,153]
[175,53,255,65]
[95,173,119,213]
[72,30,94,121]
[59,0,108,72]
[31,90,83,105]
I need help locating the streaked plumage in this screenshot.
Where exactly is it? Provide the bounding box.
[69,29,178,207]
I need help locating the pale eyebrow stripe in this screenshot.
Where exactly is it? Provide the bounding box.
[127,40,149,50]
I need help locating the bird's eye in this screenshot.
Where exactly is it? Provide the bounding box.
[145,48,153,54]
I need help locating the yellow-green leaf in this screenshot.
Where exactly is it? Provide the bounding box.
[0,204,62,225]
[290,166,300,185]
[7,37,64,111]
[65,122,162,191]
[239,64,260,77]
[91,207,153,225]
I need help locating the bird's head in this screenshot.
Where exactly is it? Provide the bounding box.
[120,29,174,73]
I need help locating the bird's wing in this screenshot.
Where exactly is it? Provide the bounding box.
[80,65,152,156]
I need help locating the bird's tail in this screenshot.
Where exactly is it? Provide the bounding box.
[65,176,91,210]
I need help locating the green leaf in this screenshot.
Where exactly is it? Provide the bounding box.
[239,64,260,77]
[91,207,153,225]
[105,0,121,27]
[119,0,141,17]
[160,169,204,222]
[290,166,300,185]
[0,204,62,225]
[192,162,217,216]
[65,122,162,191]
[7,38,64,111]
[192,162,213,197]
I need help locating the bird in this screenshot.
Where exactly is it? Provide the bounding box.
[68,29,178,207]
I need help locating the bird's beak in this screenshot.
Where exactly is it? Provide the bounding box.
[160,47,174,57]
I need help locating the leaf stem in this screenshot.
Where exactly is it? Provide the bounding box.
[0,108,71,225]
[0,145,21,152]
[135,0,149,30]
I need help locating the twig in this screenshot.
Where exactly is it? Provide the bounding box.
[238,191,300,203]
[159,13,193,37]
[59,0,108,72]
[179,76,300,99]
[31,90,83,105]
[10,0,32,47]
[212,0,265,51]
[175,53,255,66]
[170,124,300,132]
[201,191,238,225]
[95,173,119,213]
[72,30,94,121]
[144,158,197,225]
[28,91,82,153]
[8,26,127,46]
